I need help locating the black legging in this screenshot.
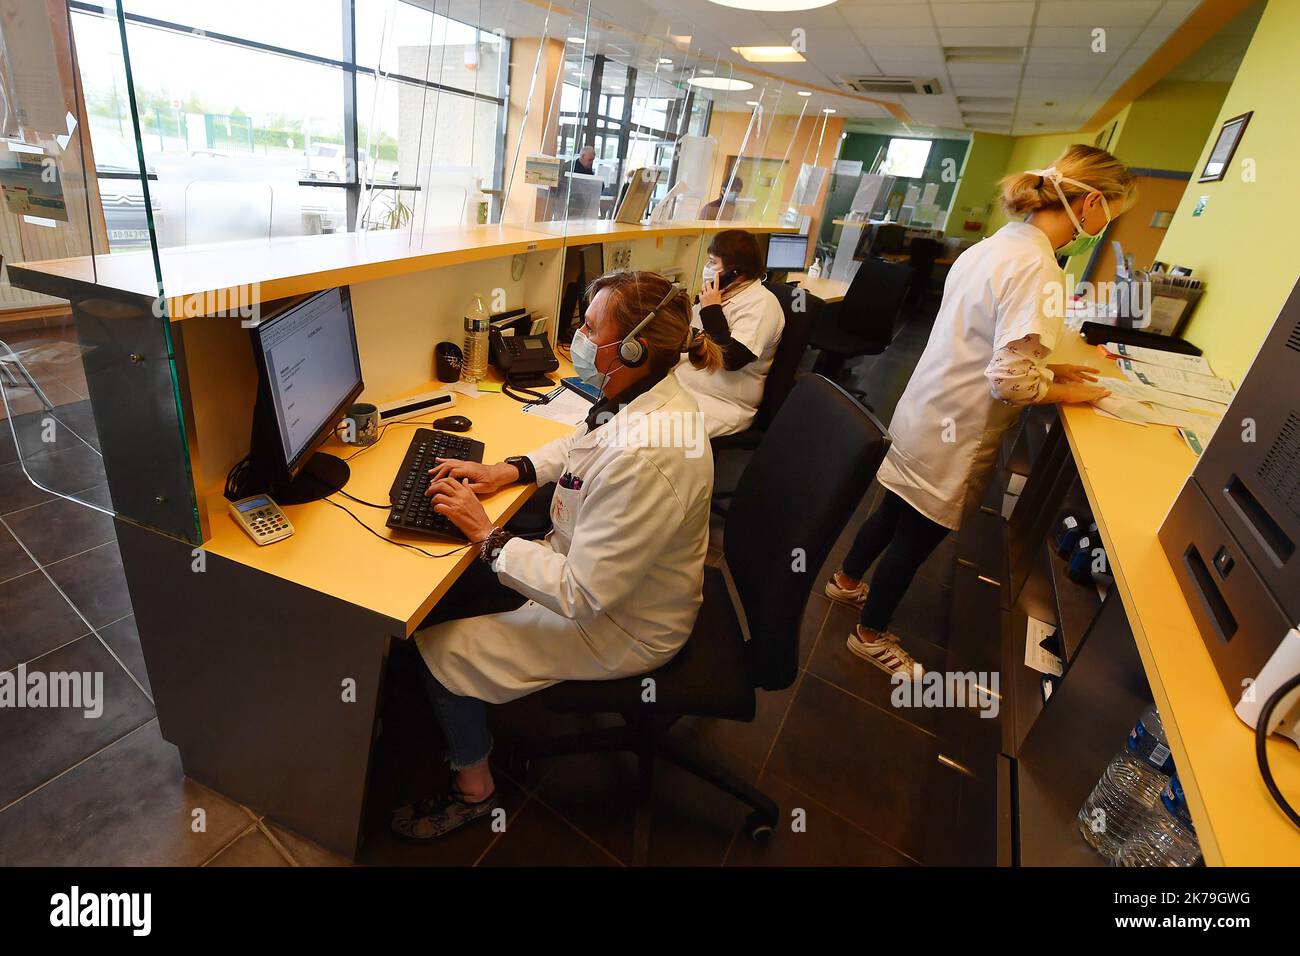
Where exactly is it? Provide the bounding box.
[842,491,950,632]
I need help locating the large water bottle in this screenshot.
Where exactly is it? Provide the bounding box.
[1114,775,1201,867]
[1077,703,1175,860]
[460,293,490,383]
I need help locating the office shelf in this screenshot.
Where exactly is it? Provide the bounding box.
[1043,538,1103,665]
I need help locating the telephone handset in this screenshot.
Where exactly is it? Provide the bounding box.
[490,330,560,390]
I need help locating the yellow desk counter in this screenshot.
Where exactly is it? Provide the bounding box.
[202,374,577,636]
[1052,329,1300,866]
[8,225,565,319]
[787,272,848,304]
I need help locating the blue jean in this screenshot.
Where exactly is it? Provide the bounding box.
[413,557,525,771]
[418,661,493,771]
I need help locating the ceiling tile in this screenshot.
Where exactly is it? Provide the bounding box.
[1151,0,1200,28]
[1027,45,1123,66]
[932,2,1035,28]
[868,47,949,70]
[1130,24,1175,49]
[1036,1,1162,28]
[850,25,940,46]
[938,26,1031,46]
[946,61,1024,82]
[838,3,935,28]
[1031,25,1140,49]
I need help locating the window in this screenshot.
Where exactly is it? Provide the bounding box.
[555,55,704,212]
[69,0,509,250]
[880,138,933,180]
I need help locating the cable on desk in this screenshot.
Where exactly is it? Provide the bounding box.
[319,496,481,559]
[1255,672,1300,829]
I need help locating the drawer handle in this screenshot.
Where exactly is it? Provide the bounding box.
[976,574,1001,588]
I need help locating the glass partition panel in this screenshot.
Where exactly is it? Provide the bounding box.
[1,0,200,543]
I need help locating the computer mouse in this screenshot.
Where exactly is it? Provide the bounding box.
[434,415,472,432]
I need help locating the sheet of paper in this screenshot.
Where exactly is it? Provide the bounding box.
[1094,395,1153,425]
[1025,616,1063,677]
[521,386,590,426]
[1118,358,1235,404]
[1106,342,1214,376]
[1101,376,1228,417]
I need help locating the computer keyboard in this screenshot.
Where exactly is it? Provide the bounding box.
[386,428,487,540]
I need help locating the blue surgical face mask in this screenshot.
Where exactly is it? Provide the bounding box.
[701,264,719,285]
[571,328,611,391]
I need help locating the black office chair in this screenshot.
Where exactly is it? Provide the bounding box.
[905,237,942,310]
[711,280,824,455]
[510,375,890,864]
[808,256,911,384]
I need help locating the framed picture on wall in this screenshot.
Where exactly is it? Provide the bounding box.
[1198,111,1252,182]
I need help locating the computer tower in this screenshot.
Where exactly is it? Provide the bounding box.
[1158,278,1300,718]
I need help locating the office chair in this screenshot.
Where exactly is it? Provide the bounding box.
[711,280,823,456]
[510,375,890,865]
[709,281,823,512]
[905,237,942,309]
[808,256,911,387]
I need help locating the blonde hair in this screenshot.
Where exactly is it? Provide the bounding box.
[587,269,723,375]
[999,144,1137,217]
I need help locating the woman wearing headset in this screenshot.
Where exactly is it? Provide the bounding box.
[675,228,785,437]
[391,270,721,840]
[824,145,1134,680]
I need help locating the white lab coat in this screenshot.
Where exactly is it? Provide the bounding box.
[876,222,1064,530]
[675,280,785,437]
[416,374,714,704]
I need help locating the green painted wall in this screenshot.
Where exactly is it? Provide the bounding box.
[945,131,1013,239]
[1156,0,1300,383]
[1110,80,1230,171]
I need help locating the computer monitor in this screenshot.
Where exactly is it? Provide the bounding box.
[766,233,809,271]
[247,286,363,503]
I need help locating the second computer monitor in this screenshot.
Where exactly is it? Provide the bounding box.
[766,233,809,271]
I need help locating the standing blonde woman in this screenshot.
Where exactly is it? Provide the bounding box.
[825,145,1136,679]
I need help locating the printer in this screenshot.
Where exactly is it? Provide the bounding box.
[1158,278,1300,745]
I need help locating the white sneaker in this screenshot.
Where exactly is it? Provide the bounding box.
[846,628,923,681]
[825,574,869,607]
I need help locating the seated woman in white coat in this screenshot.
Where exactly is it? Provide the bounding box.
[822,145,1134,680]
[674,229,785,438]
[391,270,722,840]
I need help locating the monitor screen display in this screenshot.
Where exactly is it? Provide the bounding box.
[767,233,809,271]
[254,287,362,468]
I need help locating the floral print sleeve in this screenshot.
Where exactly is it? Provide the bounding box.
[985,333,1052,406]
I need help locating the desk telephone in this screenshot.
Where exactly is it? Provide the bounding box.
[490,329,559,389]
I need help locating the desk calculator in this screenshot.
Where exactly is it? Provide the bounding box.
[228,494,295,545]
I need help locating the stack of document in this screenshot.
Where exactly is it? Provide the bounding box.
[1092,343,1234,455]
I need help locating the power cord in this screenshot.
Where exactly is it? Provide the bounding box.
[318,496,482,559]
[1255,672,1300,829]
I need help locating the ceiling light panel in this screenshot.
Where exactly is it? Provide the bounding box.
[731,45,807,63]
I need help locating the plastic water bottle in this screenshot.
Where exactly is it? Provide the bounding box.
[460,293,490,383]
[807,257,822,279]
[1114,775,1201,867]
[1077,703,1175,860]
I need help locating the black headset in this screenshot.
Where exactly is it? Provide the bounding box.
[618,281,683,368]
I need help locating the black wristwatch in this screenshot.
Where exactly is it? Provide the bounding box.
[504,455,536,485]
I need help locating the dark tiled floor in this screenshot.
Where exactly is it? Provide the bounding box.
[1,304,994,866]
